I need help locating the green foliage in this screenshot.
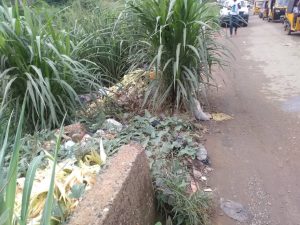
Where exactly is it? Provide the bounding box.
[0,3,102,131]
[101,114,197,156]
[45,0,68,4]
[95,112,212,224]
[0,98,63,225]
[41,118,64,225]
[129,0,225,111]
[2,99,26,225]
[57,0,141,84]
[69,184,86,199]
[156,173,212,225]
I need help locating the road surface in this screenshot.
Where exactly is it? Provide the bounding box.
[207,15,300,225]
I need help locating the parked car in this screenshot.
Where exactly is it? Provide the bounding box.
[220,0,250,26]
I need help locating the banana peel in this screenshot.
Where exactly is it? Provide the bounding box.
[15,140,107,224]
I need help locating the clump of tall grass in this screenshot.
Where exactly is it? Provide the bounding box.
[0,3,102,131]
[57,0,141,84]
[129,0,225,113]
[0,98,63,225]
[156,174,212,225]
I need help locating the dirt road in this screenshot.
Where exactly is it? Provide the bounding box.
[207,16,300,225]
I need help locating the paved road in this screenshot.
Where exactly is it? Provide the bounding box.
[207,15,300,225]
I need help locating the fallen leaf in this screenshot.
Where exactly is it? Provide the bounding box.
[212,113,233,121]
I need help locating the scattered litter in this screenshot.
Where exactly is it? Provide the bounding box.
[103,208,109,212]
[212,113,233,121]
[201,176,207,181]
[220,198,253,222]
[99,138,107,164]
[64,140,75,150]
[204,188,213,192]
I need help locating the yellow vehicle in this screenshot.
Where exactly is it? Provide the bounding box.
[283,0,300,34]
[259,0,269,19]
[254,0,264,15]
[267,0,288,21]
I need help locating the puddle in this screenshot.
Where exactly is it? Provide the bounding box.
[282,96,300,112]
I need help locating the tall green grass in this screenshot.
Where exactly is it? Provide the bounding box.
[0,97,63,225]
[0,2,102,131]
[130,0,224,112]
[58,0,141,84]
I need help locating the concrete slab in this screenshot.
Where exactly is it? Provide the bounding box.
[68,143,156,225]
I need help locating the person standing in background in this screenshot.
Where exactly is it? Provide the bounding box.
[228,0,241,37]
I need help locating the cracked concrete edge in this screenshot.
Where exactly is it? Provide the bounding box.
[68,143,157,225]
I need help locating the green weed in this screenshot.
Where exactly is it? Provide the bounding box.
[129,0,225,112]
[0,2,102,131]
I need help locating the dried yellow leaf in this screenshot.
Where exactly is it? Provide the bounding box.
[212,113,233,121]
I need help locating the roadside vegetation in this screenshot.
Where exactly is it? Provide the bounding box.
[0,0,224,224]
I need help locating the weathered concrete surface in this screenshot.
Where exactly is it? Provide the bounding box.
[68,143,156,225]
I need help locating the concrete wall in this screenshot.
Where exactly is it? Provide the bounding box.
[68,143,157,225]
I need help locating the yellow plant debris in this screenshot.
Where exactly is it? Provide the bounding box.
[211,113,233,121]
[15,149,105,225]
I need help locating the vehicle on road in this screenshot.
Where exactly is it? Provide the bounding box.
[267,0,288,22]
[254,0,264,15]
[220,0,250,26]
[283,0,300,34]
[259,0,269,19]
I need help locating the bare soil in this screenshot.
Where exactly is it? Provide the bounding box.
[207,16,300,225]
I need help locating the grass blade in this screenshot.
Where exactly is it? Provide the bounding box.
[5,95,26,224]
[20,155,44,225]
[40,117,65,225]
[0,209,9,225]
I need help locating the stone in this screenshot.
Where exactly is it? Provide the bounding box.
[104,119,123,132]
[150,120,160,127]
[96,130,105,136]
[205,167,213,172]
[196,144,208,163]
[82,134,92,141]
[64,140,76,150]
[79,94,95,104]
[220,198,253,223]
[72,133,84,143]
[193,167,202,180]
